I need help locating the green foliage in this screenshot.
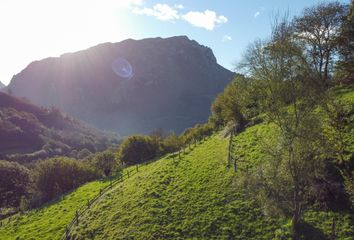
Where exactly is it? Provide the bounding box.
[0,160,32,209]
[119,135,158,165]
[323,90,354,206]
[235,5,351,237]
[211,75,255,128]
[293,1,348,83]
[160,132,183,153]
[34,157,100,202]
[232,123,354,239]
[181,122,214,147]
[335,1,354,82]
[93,151,118,176]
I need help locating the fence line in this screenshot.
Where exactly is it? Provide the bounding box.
[228,126,237,172]
[61,135,210,240]
[61,167,138,240]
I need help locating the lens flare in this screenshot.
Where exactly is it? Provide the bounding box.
[111,57,134,79]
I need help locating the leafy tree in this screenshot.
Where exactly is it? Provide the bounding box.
[239,18,326,239]
[293,1,347,84]
[0,160,32,208]
[161,132,183,153]
[119,135,157,165]
[94,151,117,176]
[34,157,99,202]
[335,1,354,83]
[211,74,260,130]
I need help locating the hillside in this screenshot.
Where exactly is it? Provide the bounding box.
[0,81,5,89]
[0,92,118,162]
[7,36,233,135]
[1,123,353,239]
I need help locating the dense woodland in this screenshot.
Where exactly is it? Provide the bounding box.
[0,1,353,239]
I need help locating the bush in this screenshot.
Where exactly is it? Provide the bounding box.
[93,151,118,176]
[34,157,99,202]
[161,132,183,153]
[119,135,158,165]
[0,160,32,208]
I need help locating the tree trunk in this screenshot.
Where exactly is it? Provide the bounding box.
[331,215,336,240]
[292,183,302,240]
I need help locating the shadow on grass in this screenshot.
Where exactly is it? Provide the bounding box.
[298,221,328,240]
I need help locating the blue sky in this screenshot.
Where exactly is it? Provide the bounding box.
[0,0,349,85]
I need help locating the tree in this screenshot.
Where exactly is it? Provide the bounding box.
[211,75,255,128]
[119,135,157,165]
[0,160,32,208]
[34,157,99,202]
[239,18,326,239]
[335,1,354,83]
[293,1,347,84]
[94,151,117,176]
[161,132,183,153]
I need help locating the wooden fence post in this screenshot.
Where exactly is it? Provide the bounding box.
[75,210,79,226]
[127,171,130,178]
[110,180,113,189]
[136,165,139,172]
[87,199,90,208]
[65,227,69,240]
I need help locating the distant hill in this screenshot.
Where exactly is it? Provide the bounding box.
[0,81,5,89]
[0,92,118,162]
[7,36,233,135]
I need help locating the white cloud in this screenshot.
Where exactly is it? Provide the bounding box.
[133,3,179,21]
[174,4,184,9]
[117,0,145,8]
[222,35,232,42]
[254,11,260,18]
[182,10,228,31]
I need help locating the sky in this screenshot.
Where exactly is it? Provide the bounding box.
[0,0,349,85]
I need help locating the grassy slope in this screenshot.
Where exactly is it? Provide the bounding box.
[0,181,109,240]
[71,135,279,239]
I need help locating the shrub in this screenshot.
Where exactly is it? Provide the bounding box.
[0,160,32,208]
[161,132,183,153]
[119,135,158,165]
[34,157,99,202]
[93,151,118,176]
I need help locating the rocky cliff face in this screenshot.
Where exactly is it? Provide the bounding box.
[8,36,233,136]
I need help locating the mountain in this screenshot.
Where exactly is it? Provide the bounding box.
[0,92,118,162]
[0,81,5,89]
[7,36,233,135]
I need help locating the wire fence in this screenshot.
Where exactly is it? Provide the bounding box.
[61,166,139,240]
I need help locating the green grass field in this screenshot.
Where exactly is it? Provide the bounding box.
[0,180,109,240]
[70,135,280,239]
